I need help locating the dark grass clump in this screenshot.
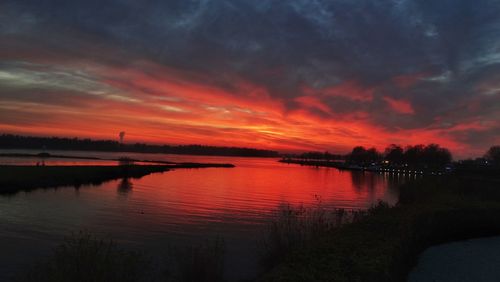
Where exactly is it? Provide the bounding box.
[260,199,368,268]
[165,237,226,282]
[16,231,151,282]
[0,165,170,194]
[16,231,228,282]
[260,175,500,282]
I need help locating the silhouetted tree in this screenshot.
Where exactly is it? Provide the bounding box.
[403,144,425,166]
[384,144,404,164]
[348,146,381,164]
[422,144,451,168]
[366,148,382,163]
[349,146,367,164]
[400,144,451,169]
[485,146,500,165]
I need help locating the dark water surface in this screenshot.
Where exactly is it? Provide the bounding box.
[0,150,409,281]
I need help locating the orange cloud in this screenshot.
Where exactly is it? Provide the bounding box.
[0,58,492,158]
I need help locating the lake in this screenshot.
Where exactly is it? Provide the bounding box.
[0,150,410,281]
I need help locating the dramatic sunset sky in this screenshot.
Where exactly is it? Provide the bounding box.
[0,1,499,158]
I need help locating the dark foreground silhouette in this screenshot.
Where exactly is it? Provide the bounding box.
[261,173,500,281]
[15,231,226,282]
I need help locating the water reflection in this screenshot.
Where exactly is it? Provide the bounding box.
[117,178,133,196]
[0,153,411,281]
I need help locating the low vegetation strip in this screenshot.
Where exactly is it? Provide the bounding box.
[15,231,226,282]
[0,163,235,194]
[0,165,171,194]
[260,174,500,282]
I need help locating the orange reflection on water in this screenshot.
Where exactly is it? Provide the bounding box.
[0,155,409,281]
[124,157,402,229]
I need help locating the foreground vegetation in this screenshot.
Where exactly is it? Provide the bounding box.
[16,232,151,282]
[16,232,225,282]
[260,173,500,281]
[260,201,370,268]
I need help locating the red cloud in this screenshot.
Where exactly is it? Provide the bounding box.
[0,56,491,158]
[383,97,415,114]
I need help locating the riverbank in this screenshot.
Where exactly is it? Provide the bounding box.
[0,163,234,194]
[260,173,500,281]
[279,158,446,175]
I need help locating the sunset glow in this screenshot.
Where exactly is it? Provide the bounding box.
[1,1,499,158]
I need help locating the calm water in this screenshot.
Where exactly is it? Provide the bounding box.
[0,150,409,281]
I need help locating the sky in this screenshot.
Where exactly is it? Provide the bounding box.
[0,0,499,158]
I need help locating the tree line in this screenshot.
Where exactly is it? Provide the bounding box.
[347,144,452,169]
[0,134,280,157]
[291,144,500,170]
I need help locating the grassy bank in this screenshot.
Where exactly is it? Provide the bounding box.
[0,165,170,194]
[261,174,500,282]
[0,163,234,194]
[16,232,226,282]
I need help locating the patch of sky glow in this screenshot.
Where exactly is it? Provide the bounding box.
[106,94,142,103]
[160,105,187,113]
[205,105,231,114]
[152,96,183,102]
[0,61,139,103]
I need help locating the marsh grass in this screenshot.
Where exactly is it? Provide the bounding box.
[17,231,227,282]
[260,198,371,267]
[165,237,226,282]
[16,231,151,282]
[261,175,500,282]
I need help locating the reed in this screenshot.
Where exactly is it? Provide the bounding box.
[165,237,226,282]
[260,199,369,268]
[16,231,151,282]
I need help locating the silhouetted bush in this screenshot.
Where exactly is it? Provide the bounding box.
[384,144,404,165]
[16,231,150,282]
[260,200,368,267]
[485,145,500,166]
[261,176,500,282]
[17,232,229,282]
[347,146,382,164]
[165,237,226,282]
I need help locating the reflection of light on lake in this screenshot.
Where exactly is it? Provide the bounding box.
[117,178,133,196]
[0,150,411,281]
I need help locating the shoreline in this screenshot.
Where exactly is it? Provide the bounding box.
[279,158,445,175]
[260,174,500,281]
[0,163,234,194]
